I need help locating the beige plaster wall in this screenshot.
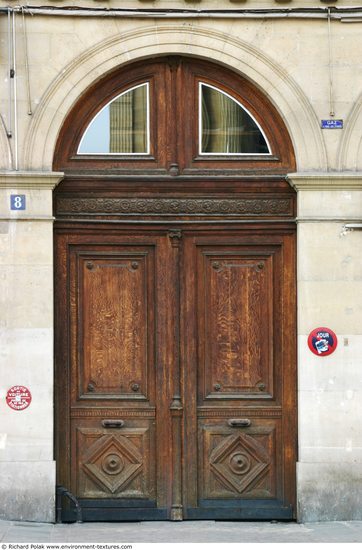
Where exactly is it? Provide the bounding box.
[289,175,362,521]
[0,1,361,522]
[0,173,62,522]
[0,4,360,172]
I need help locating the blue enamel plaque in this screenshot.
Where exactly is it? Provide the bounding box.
[10,195,26,210]
[321,119,343,129]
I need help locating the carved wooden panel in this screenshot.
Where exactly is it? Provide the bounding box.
[56,196,294,219]
[56,228,296,520]
[74,249,155,400]
[198,248,275,399]
[74,419,155,499]
[200,420,278,500]
[57,234,178,518]
[181,232,296,518]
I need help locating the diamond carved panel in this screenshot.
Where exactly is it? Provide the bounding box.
[83,434,143,494]
[210,433,270,494]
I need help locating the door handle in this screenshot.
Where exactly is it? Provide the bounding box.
[227,418,251,427]
[102,419,125,429]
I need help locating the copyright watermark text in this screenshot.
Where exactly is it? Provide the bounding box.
[1,545,133,550]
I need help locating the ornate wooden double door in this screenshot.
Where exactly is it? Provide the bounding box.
[54,56,297,521]
[55,222,296,521]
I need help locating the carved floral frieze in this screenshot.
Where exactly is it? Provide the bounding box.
[56,197,293,217]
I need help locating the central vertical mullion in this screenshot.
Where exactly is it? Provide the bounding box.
[168,229,184,520]
[155,231,185,517]
[181,234,199,514]
[165,57,183,174]
[154,234,172,514]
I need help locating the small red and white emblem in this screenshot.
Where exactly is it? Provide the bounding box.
[308,327,338,357]
[6,385,32,411]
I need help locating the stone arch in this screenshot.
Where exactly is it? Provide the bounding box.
[23,24,327,171]
[0,119,12,170]
[338,91,362,170]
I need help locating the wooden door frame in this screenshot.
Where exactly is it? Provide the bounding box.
[53,55,297,522]
[53,56,295,176]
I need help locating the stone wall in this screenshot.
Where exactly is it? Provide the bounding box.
[289,174,362,522]
[0,0,361,522]
[0,173,62,521]
[0,2,360,173]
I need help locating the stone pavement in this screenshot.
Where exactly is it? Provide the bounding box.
[0,520,362,543]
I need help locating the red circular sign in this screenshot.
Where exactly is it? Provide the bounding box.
[6,386,32,411]
[308,327,338,357]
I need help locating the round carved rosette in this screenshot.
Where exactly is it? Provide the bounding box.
[102,453,125,475]
[229,452,251,475]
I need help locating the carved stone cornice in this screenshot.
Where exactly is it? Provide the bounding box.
[287,172,362,191]
[0,171,64,190]
[56,196,294,217]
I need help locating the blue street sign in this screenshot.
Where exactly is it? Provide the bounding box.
[321,119,343,129]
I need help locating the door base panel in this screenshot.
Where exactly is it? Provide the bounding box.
[61,507,293,522]
[61,503,168,522]
[60,500,293,522]
[186,503,294,520]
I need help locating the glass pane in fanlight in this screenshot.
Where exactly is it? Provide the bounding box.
[201,84,270,154]
[78,83,149,154]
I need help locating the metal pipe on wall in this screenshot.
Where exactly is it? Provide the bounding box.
[22,6,33,116]
[327,7,335,117]
[7,9,12,139]
[12,9,18,170]
[1,6,362,20]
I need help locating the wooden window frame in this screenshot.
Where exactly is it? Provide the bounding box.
[53,57,295,176]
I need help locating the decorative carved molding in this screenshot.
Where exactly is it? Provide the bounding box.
[168,229,182,247]
[198,409,281,418]
[56,197,293,217]
[169,164,180,177]
[71,409,155,417]
[170,394,183,416]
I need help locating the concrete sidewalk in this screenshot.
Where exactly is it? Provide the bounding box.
[1,520,362,543]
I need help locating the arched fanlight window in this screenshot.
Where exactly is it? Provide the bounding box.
[200,83,271,155]
[78,83,150,155]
